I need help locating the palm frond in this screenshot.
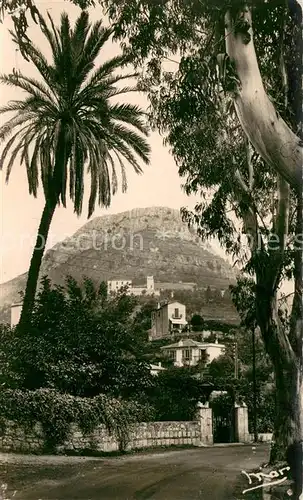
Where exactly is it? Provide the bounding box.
[108,123,151,164]
[114,152,128,193]
[109,103,149,135]
[0,10,150,219]
[12,74,57,103]
[71,11,90,61]
[0,124,33,171]
[86,55,131,88]
[0,112,36,142]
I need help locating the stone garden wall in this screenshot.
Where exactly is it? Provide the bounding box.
[249,433,273,443]
[0,403,265,455]
[0,420,202,454]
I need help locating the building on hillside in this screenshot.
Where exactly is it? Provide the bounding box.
[107,276,160,296]
[107,279,132,294]
[150,301,188,340]
[10,302,22,327]
[154,281,196,292]
[161,338,225,368]
[150,362,166,376]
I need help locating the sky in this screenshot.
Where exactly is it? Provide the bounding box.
[0,0,294,299]
[0,0,205,285]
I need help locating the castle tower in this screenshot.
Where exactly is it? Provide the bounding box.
[147,276,154,291]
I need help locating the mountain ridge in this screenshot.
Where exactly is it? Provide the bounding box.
[0,206,238,324]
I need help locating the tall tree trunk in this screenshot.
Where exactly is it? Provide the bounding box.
[225,4,302,495]
[256,284,302,498]
[18,124,67,331]
[225,6,302,192]
[272,359,303,498]
[18,199,57,330]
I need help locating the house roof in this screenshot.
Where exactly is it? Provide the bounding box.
[153,300,185,311]
[150,363,166,371]
[161,339,225,350]
[161,339,201,349]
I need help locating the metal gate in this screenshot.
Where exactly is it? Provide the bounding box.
[211,394,235,443]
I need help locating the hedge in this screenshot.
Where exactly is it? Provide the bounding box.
[0,388,154,451]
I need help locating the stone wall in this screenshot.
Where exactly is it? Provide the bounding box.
[0,402,252,454]
[63,421,201,453]
[0,420,203,454]
[249,433,273,443]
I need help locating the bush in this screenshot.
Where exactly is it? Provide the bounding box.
[148,367,206,421]
[0,388,154,451]
[0,277,154,400]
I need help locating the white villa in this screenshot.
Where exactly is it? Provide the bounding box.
[150,300,188,340]
[107,276,160,296]
[161,338,225,367]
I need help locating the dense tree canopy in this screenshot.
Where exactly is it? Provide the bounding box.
[0,277,154,399]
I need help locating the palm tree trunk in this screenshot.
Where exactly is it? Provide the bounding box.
[18,199,57,330]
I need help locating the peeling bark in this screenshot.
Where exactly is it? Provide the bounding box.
[225,7,302,192]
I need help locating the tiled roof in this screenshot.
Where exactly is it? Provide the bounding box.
[161,339,225,349]
[161,339,201,349]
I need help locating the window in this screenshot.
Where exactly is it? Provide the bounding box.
[200,349,208,363]
[174,308,179,318]
[167,350,176,360]
[182,349,192,361]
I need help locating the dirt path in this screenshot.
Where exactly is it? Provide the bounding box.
[0,444,269,499]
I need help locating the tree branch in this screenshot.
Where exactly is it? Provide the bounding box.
[225,7,302,193]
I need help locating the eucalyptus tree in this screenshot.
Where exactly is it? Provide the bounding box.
[0,10,150,328]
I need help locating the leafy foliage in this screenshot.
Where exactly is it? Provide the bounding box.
[205,326,275,433]
[148,367,205,421]
[0,388,153,451]
[0,276,154,399]
[0,277,155,450]
[190,314,204,331]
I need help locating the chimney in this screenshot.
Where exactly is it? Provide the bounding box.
[157,302,161,309]
[171,291,174,299]
[158,362,162,367]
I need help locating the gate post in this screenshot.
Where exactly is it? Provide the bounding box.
[197,401,213,445]
[234,401,250,443]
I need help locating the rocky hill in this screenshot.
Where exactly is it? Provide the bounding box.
[0,207,239,324]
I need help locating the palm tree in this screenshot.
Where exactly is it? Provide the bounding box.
[0,11,150,329]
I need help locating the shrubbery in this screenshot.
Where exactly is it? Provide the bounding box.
[0,388,154,452]
[0,276,154,399]
[148,367,207,421]
[0,277,155,451]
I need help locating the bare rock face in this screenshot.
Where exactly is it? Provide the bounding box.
[0,207,238,323]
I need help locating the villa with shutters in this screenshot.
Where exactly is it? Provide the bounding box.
[161,338,225,368]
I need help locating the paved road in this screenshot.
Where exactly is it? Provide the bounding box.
[1,444,270,500]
